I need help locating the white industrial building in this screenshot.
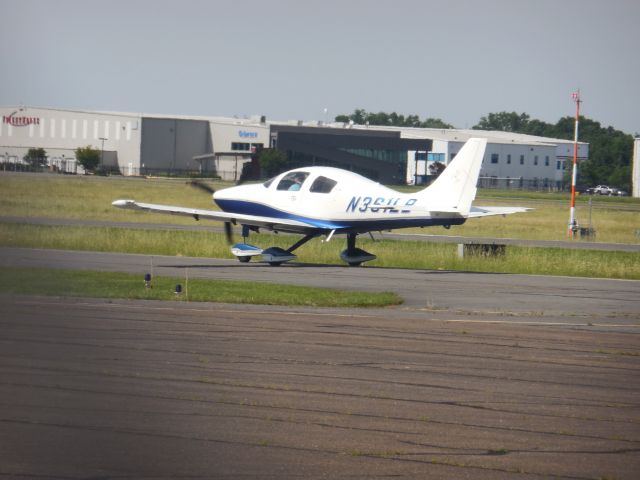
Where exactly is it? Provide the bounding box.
[400,127,588,189]
[0,105,269,180]
[1,105,588,188]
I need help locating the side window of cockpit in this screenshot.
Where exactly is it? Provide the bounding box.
[309,176,337,194]
[277,172,309,191]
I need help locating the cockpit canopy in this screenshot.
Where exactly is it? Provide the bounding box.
[263,171,338,194]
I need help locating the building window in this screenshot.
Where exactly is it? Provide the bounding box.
[491,153,499,164]
[340,147,406,164]
[545,156,550,166]
[231,142,251,151]
[520,155,524,165]
[556,160,561,170]
[426,152,445,162]
[534,155,538,166]
[507,154,511,164]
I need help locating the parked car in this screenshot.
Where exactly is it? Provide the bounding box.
[590,185,615,195]
[566,184,589,194]
[611,188,628,196]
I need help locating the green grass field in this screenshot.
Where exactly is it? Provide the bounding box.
[0,267,401,307]
[0,173,216,223]
[1,223,638,279]
[1,172,639,280]
[1,172,638,243]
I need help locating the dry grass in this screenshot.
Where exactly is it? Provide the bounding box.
[1,172,638,243]
[0,172,221,223]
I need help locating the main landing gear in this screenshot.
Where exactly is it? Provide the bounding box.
[231,230,376,267]
[339,233,376,267]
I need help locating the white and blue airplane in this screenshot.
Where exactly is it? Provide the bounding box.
[113,138,528,266]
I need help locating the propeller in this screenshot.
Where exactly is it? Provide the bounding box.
[187,179,216,195]
[224,221,233,245]
[188,180,234,245]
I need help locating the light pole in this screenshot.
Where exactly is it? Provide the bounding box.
[99,137,107,170]
[568,91,581,237]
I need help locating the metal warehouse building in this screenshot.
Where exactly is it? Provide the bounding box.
[1,105,588,188]
[0,106,269,181]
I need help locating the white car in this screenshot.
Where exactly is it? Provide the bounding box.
[592,185,614,195]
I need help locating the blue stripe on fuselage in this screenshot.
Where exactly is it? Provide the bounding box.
[215,199,465,231]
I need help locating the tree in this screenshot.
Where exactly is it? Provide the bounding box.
[421,118,454,129]
[75,145,100,173]
[258,148,288,177]
[472,111,634,190]
[23,148,47,168]
[473,112,530,132]
[334,109,453,129]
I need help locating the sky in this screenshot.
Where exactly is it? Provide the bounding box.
[1,0,639,134]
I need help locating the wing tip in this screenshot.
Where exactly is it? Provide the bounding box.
[112,199,135,208]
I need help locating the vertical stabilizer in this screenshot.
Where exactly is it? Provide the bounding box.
[418,138,487,214]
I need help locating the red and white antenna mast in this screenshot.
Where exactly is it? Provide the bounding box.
[568,90,582,237]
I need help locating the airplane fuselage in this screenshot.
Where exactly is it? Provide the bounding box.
[213,166,465,233]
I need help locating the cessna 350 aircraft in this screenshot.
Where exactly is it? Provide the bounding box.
[113,138,528,266]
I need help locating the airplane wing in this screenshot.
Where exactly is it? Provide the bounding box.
[112,200,319,234]
[468,206,531,218]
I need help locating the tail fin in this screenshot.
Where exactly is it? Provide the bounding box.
[417,137,487,214]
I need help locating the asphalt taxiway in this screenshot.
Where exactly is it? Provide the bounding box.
[1,247,639,478]
[1,246,639,324]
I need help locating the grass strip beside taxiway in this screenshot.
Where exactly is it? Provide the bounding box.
[0,267,402,308]
[1,223,639,280]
